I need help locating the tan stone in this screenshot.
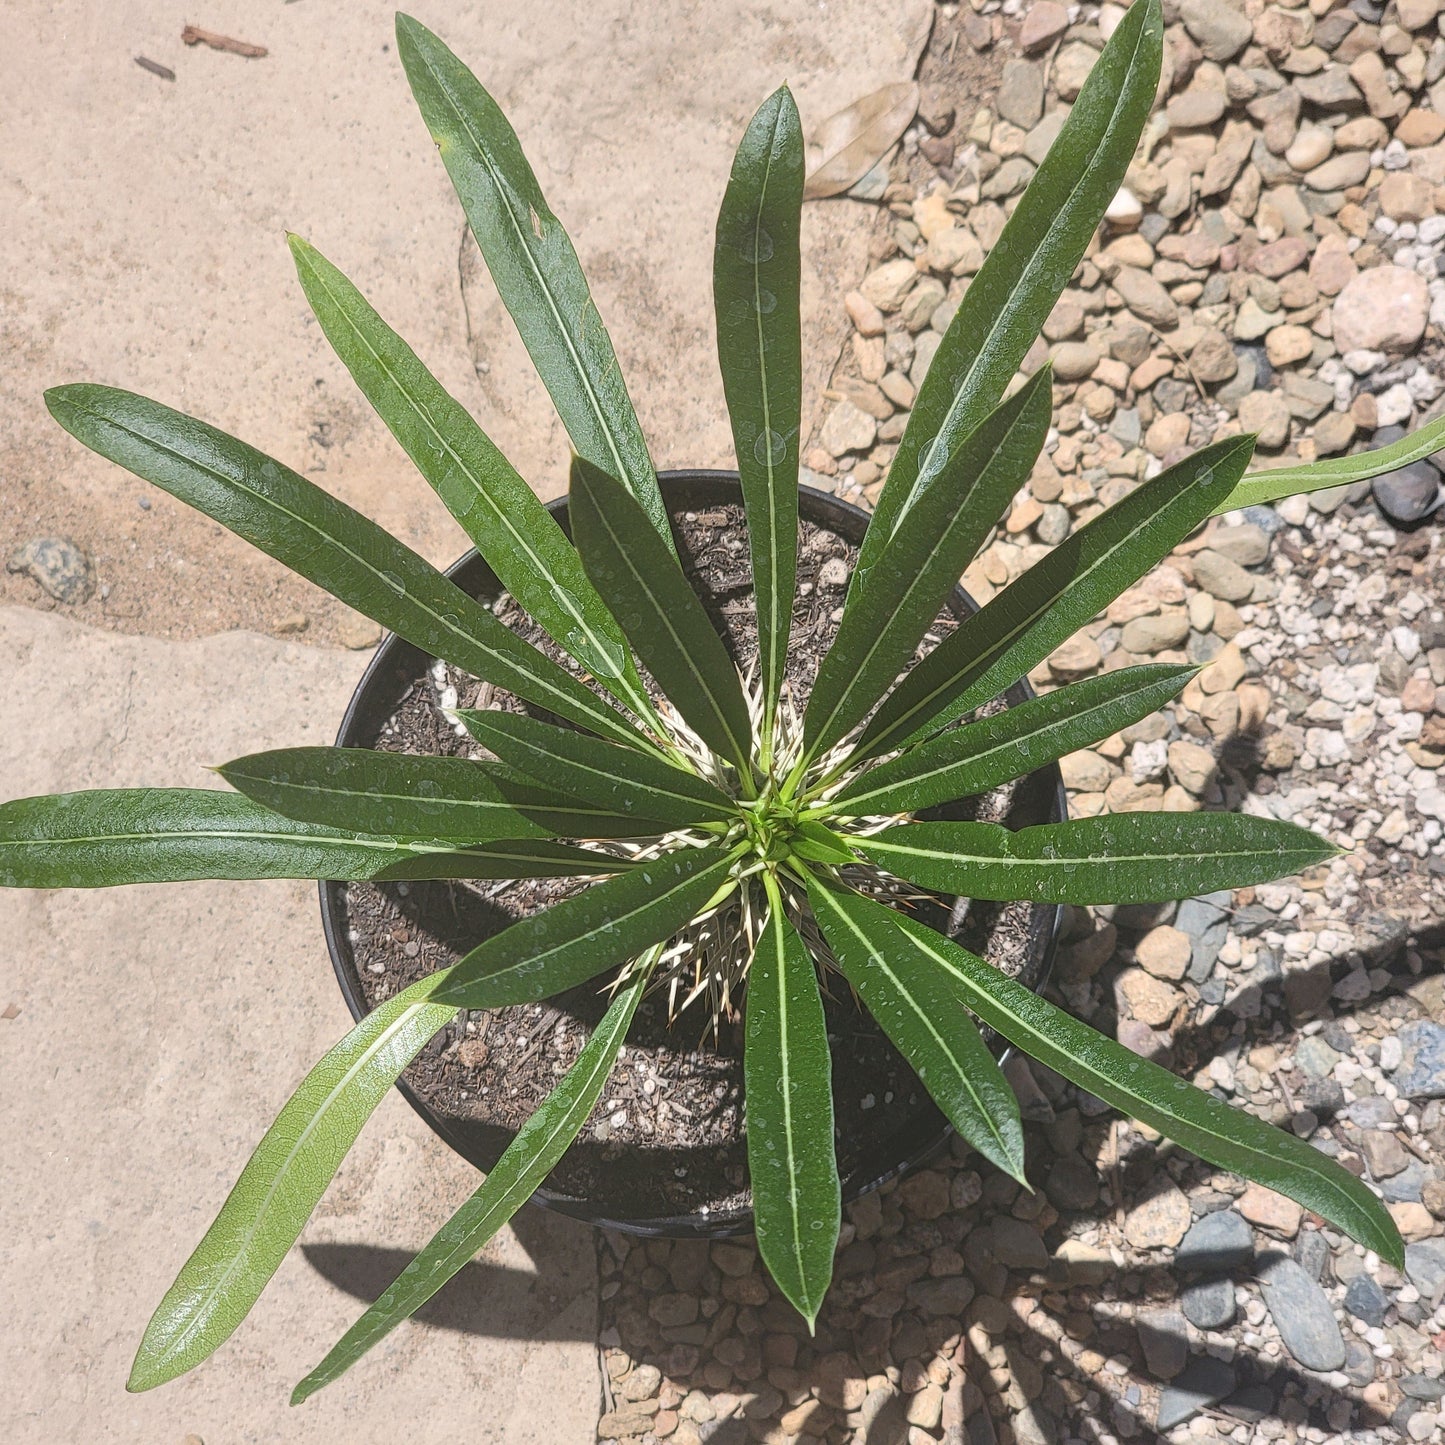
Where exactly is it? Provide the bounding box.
[1115,968,1182,1027]
[1136,925,1193,980]
[1238,1182,1303,1236]
[1379,172,1435,223]
[1168,739,1217,795]
[1146,412,1193,458]
[1265,324,1314,367]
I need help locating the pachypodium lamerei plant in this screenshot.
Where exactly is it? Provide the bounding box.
[8,1,1436,1402]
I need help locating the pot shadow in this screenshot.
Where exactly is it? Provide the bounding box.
[300,1205,596,1341]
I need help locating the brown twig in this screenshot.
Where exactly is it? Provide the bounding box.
[181,25,268,58]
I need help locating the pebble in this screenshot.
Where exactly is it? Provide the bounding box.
[1392,1021,1445,1099]
[6,536,93,604]
[1374,461,1443,525]
[1331,266,1430,353]
[1157,1357,1237,1430]
[1259,1254,1347,1371]
[1123,1181,1193,1249]
[1137,1308,1189,1379]
[1182,1276,1237,1329]
[1178,1210,1256,1271]
[1344,1273,1391,1326]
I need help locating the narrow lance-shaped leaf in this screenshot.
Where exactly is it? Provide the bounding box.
[395,13,670,545]
[218,748,676,840]
[1217,413,1445,513]
[859,813,1339,906]
[836,894,1404,1267]
[570,457,755,775]
[131,845,738,1390]
[714,85,804,753]
[856,0,1163,583]
[746,875,839,1329]
[856,434,1254,761]
[44,385,658,756]
[457,709,736,830]
[0,788,626,888]
[288,235,651,716]
[129,973,459,1391]
[292,954,655,1402]
[830,665,1196,817]
[805,876,1026,1183]
[804,368,1053,758]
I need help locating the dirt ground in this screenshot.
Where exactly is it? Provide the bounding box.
[0,2,938,1440]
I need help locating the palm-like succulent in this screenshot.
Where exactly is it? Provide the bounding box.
[6,1,1434,1403]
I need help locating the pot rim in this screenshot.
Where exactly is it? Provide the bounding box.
[319,470,1068,1238]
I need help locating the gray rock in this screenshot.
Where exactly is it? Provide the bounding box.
[990,1218,1048,1272]
[1176,892,1232,981]
[1296,1035,1342,1079]
[1294,1229,1330,1281]
[1344,1274,1390,1327]
[1157,1358,1237,1430]
[997,58,1045,131]
[1182,1278,1236,1330]
[1374,462,1443,525]
[1405,1239,1445,1301]
[1402,1375,1445,1403]
[1259,1254,1346,1371]
[908,1275,976,1317]
[1343,1339,1378,1387]
[1045,1153,1100,1212]
[6,537,93,604]
[1180,0,1253,60]
[1381,1159,1431,1203]
[1178,1210,1255,1271]
[1392,1021,1445,1099]
[1138,1309,1189,1379]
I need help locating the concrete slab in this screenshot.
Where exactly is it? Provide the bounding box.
[2,0,931,643]
[0,607,601,1442]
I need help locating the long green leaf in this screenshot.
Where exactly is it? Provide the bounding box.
[288,235,651,716]
[1218,413,1445,513]
[856,435,1254,760]
[857,0,1163,583]
[129,973,459,1391]
[805,369,1052,758]
[435,841,740,1006]
[43,385,656,755]
[860,813,1338,905]
[838,894,1404,1267]
[395,14,669,545]
[570,458,755,774]
[218,748,672,840]
[831,665,1195,816]
[292,955,654,1402]
[746,875,838,1329]
[714,86,804,753]
[0,788,624,887]
[805,877,1025,1182]
[457,710,736,829]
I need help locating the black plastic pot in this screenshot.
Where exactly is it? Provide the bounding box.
[320,471,1068,1237]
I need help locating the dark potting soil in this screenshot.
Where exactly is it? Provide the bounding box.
[340,503,1051,1222]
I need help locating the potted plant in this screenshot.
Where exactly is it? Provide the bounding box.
[5,0,1438,1404]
